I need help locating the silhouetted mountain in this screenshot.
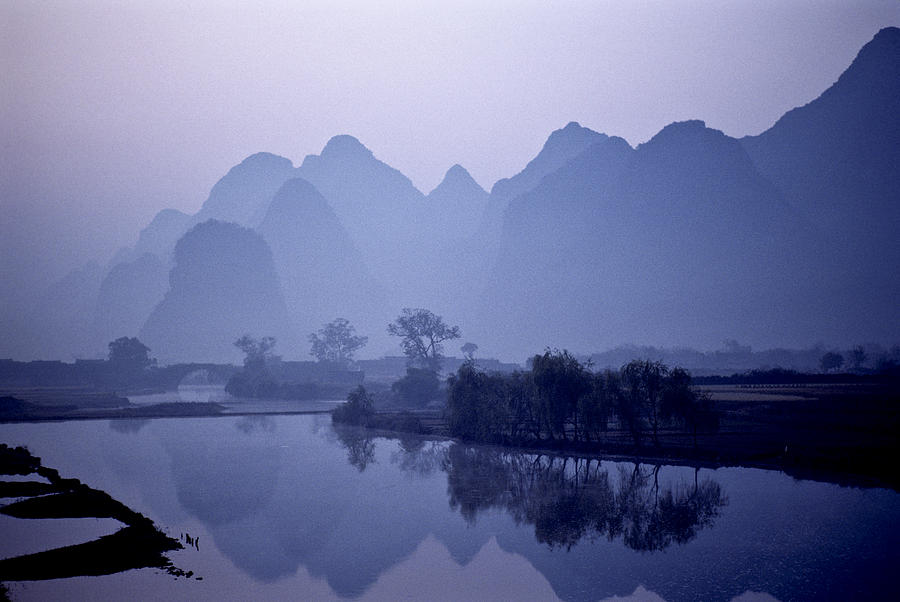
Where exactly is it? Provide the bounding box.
[425,164,489,241]
[132,209,192,261]
[93,153,298,364]
[193,152,298,227]
[95,210,191,343]
[742,27,900,236]
[7,31,898,363]
[15,262,104,360]
[491,122,608,202]
[140,220,298,364]
[297,135,426,289]
[482,122,608,236]
[91,253,169,352]
[393,164,493,317]
[478,121,823,357]
[426,123,612,331]
[741,26,900,345]
[257,178,390,353]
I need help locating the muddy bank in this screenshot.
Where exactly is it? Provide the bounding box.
[0,444,184,583]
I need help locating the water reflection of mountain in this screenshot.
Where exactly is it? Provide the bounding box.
[139,417,896,602]
[153,417,464,596]
[334,430,734,601]
[155,418,729,599]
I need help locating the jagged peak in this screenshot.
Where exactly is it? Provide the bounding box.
[263,178,333,221]
[543,121,606,150]
[656,119,708,134]
[641,120,731,149]
[869,26,900,48]
[490,122,607,197]
[429,164,486,196]
[832,26,900,87]
[320,134,374,160]
[235,152,294,171]
[145,208,189,227]
[445,163,469,178]
[273,177,322,200]
[744,27,900,143]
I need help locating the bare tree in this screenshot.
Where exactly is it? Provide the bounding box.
[849,345,867,371]
[387,308,460,371]
[309,318,367,367]
[819,351,844,373]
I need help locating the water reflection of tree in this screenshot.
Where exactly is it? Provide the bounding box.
[331,430,726,552]
[235,415,276,434]
[108,419,150,434]
[333,425,376,471]
[391,440,447,477]
[333,425,450,477]
[444,445,727,552]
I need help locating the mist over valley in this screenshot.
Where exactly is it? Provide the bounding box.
[3,28,899,365]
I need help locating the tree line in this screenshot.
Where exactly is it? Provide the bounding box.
[446,350,719,448]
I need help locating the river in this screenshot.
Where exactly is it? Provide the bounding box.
[1,413,898,601]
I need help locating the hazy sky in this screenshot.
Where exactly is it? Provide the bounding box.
[2,0,899,288]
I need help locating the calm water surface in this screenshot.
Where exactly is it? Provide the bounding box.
[1,414,898,601]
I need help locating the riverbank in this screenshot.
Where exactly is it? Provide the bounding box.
[0,395,338,423]
[0,444,186,584]
[363,410,899,491]
[352,380,900,490]
[3,379,897,491]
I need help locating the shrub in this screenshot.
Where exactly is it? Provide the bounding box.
[391,368,441,408]
[332,386,375,426]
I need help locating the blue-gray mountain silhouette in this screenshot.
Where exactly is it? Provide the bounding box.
[740,26,900,345]
[5,30,897,363]
[133,209,192,261]
[105,208,191,270]
[15,262,103,360]
[742,27,900,236]
[139,220,297,363]
[91,253,169,352]
[296,135,426,292]
[257,177,390,351]
[414,123,611,329]
[426,164,488,241]
[492,122,609,202]
[193,152,298,228]
[477,120,823,357]
[481,122,608,242]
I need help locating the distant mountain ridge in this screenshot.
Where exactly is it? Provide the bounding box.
[740,25,900,347]
[742,26,900,235]
[194,152,299,228]
[490,121,609,202]
[6,28,897,363]
[424,164,488,245]
[257,177,391,354]
[479,118,825,357]
[140,220,298,364]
